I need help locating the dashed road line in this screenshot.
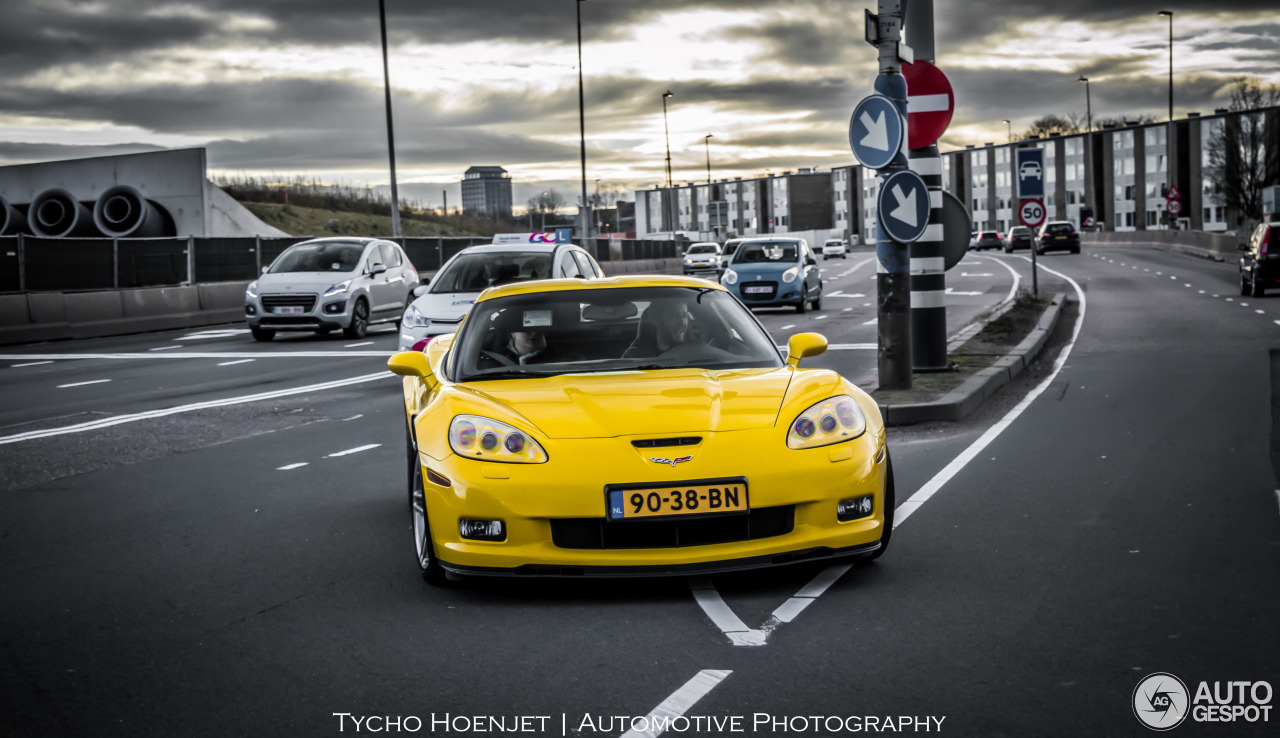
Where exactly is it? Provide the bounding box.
[345,341,375,348]
[10,361,53,368]
[619,670,733,738]
[327,443,381,457]
[277,463,309,471]
[57,379,112,388]
[150,346,183,351]
[218,359,255,366]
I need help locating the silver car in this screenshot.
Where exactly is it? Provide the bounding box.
[398,240,602,351]
[245,237,418,341]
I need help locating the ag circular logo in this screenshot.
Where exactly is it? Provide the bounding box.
[1133,672,1190,730]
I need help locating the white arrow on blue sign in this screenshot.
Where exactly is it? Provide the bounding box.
[1015,148,1045,199]
[877,170,930,243]
[849,94,904,170]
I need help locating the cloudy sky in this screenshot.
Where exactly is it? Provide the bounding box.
[1,0,1277,210]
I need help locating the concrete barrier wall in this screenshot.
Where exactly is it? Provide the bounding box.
[0,260,687,346]
[1082,230,1240,261]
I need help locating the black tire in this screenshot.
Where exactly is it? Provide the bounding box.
[1241,271,1251,296]
[1004,244,1012,253]
[867,451,895,561]
[250,327,275,342]
[1071,246,1080,254]
[344,298,369,339]
[795,292,808,313]
[1251,272,1265,298]
[812,294,822,311]
[409,434,449,586]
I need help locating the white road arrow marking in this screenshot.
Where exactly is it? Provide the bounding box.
[890,185,917,227]
[859,110,889,151]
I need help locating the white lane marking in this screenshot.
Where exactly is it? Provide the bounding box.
[277,463,309,471]
[1185,284,1192,288]
[0,351,392,360]
[217,359,255,366]
[180,328,251,340]
[149,346,183,352]
[691,562,854,647]
[344,341,375,348]
[813,315,829,320]
[780,324,796,330]
[843,307,853,312]
[1275,321,1280,327]
[343,414,364,421]
[1227,298,1235,302]
[1170,275,1177,280]
[896,256,1086,528]
[619,670,733,738]
[945,288,982,296]
[10,361,54,368]
[1241,302,1250,307]
[960,272,993,277]
[826,292,866,298]
[981,254,1021,306]
[0,372,392,446]
[57,379,112,388]
[327,443,381,457]
[1157,271,1163,275]
[862,318,878,325]
[1213,294,1220,298]
[1199,290,1206,294]
[1257,310,1266,314]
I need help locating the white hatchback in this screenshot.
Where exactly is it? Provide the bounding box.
[821,239,848,260]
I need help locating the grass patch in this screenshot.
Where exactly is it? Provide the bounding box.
[242,202,483,238]
[871,291,1053,405]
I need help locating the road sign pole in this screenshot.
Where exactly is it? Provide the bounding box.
[873,0,911,390]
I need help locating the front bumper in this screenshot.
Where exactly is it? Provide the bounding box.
[726,281,804,307]
[414,427,889,575]
[399,320,464,351]
[245,292,352,331]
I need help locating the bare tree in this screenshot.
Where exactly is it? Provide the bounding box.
[1205,77,1280,227]
[525,189,566,229]
[1094,113,1159,129]
[1021,114,1081,139]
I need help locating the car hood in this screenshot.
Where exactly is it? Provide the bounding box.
[255,272,358,291]
[465,367,794,439]
[410,291,482,321]
[727,262,798,277]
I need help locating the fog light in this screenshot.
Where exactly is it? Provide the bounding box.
[837,495,874,522]
[245,305,256,315]
[459,519,505,541]
[324,301,346,314]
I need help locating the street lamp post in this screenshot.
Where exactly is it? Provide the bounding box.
[1158,10,1173,122]
[662,90,674,236]
[377,0,401,238]
[1078,76,1094,230]
[576,0,590,242]
[1077,76,1091,132]
[1002,119,1011,143]
[704,134,713,184]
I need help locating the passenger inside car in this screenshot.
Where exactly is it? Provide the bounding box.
[623,300,693,358]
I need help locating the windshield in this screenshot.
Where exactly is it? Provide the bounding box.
[732,241,800,264]
[452,286,784,382]
[270,242,364,273]
[1045,223,1075,234]
[430,251,554,294]
[687,244,717,255]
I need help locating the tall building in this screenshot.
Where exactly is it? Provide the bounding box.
[461,166,512,218]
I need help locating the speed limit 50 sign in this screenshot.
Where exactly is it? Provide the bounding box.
[1019,198,1046,229]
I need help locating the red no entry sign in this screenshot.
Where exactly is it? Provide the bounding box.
[902,60,954,150]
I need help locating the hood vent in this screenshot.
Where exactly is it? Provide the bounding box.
[631,437,701,448]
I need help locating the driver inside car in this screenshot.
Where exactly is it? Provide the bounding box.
[623,300,693,359]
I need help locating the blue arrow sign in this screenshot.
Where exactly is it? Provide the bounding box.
[849,94,904,171]
[877,170,930,243]
[1015,147,1045,199]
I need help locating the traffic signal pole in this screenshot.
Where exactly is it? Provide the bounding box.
[874,1,912,390]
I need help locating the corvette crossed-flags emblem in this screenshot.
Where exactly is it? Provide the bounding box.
[648,455,693,467]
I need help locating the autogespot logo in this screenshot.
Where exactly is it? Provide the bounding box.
[1134,673,1190,731]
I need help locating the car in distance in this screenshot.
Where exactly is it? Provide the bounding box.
[821,238,849,260]
[971,230,1002,251]
[718,238,747,276]
[1238,222,1278,297]
[1004,226,1035,253]
[1036,221,1080,254]
[682,242,722,276]
[1019,161,1042,181]
[398,235,602,352]
[721,238,823,313]
[245,237,418,342]
[387,275,893,583]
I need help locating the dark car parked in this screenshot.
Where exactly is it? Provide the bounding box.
[1004,226,1034,253]
[1239,222,1279,297]
[1036,221,1080,254]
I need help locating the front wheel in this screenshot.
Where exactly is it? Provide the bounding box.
[344,298,369,339]
[795,293,808,313]
[812,294,822,310]
[867,451,895,561]
[1241,271,1251,296]
[1251,272,1265,297]
[250,327,275,342]
[409,452,449,586]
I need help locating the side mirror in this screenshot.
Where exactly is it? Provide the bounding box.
[1238,243,1249,251]
[370,263,387,276]
[261,266,269,274]
[412,284,431,298]
[786,332,828,367]
[388,351,435,384]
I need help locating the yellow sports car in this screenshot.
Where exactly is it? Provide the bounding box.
[387,276,892,584]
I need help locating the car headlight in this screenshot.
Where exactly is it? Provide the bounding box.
[684,258,695,265]
[403,304,429,329]
[449,415,548,464]
[786,395,866,450]
[781,267,799,283]
[245,281,258,299]
[721,268,738,285]
[323,279,351,297]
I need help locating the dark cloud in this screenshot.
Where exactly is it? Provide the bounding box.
[0,142,167,167]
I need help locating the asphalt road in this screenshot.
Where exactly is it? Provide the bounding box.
[1,247,1276,737]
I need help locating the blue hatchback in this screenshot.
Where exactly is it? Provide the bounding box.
[719,238,823,313]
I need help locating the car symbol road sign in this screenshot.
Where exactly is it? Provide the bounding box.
[849,94,904,170]
[1016,148,1045,199]
[901,60,954,150]
[1019,198,1046,229]
[877,170,930,243]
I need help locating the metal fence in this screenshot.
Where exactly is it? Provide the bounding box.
[0,235,678,293]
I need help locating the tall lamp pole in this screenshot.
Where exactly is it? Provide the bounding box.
[1078,75,1094,230]
[576,0,590,241]
[704,134,713,184]
[1002,119,1011,143]
[662,90,674,235]
[377,0,401,238]
[1157,10,1173,122]
[1077,76,1091,132]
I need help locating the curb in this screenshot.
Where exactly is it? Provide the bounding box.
[877,292,1067,426]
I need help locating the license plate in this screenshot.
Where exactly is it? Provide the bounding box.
[273,306,304,315]
[607,479,748,520]
[744,286,771,294]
